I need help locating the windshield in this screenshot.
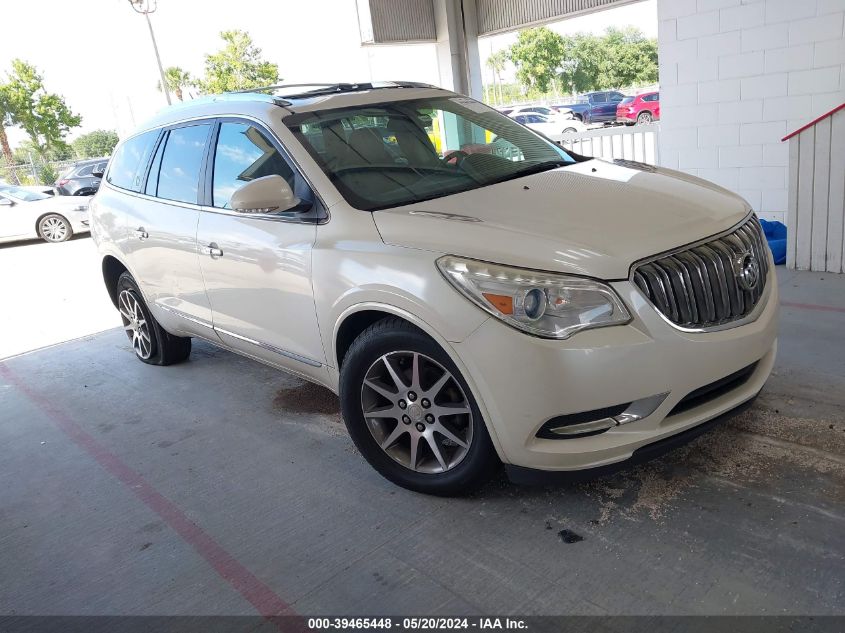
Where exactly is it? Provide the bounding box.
[0,186,50,202]
[285,96,575,211]
[619,97,634,105]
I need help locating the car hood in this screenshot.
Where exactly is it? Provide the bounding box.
[372,159,751,279]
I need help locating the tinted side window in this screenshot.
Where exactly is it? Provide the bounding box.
[76,164,94,177]
[592,93,606,103]
[211,122,295,209]
[156,124,211,204]
[106,131,159,191]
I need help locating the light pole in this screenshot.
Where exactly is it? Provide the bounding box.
[128,0,171,105]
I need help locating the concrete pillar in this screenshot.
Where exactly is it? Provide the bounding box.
[433,0,484,100]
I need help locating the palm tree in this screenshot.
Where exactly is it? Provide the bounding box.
[486,51,508,105]
[157,66,192,101]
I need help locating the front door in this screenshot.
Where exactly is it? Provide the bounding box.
[0,193,33,239]
[196,119,326,372]
[123,122,214,334]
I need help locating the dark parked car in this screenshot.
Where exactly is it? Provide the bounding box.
[54,157,109,196]
[555,91,627,124]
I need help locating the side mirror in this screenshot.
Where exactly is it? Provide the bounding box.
[92,169,105,179]
[0,197,13,207]
[229,174,300,214]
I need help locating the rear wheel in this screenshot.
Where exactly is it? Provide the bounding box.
[340,318,499,495]
[37,214,72,243]
[116,272,191,365]
[563,127,578,134]
[637,111,653,124]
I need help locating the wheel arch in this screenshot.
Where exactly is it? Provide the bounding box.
[102,254,129,309]
[334,305,427,369]
[331,302,507,462]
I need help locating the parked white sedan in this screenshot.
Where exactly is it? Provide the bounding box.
[0,186,90,244]
[511,112,587,140]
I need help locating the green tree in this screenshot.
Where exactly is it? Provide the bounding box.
[13,138,71,164]
[508,26,658,97]
[158,66,193,101]
[0,84,16,177]
[1,59,81,160]
[559,33,605,95]
[508,27,566,94]
[595,27,658,90]
[195,30,280,94]
[72,129,119,158]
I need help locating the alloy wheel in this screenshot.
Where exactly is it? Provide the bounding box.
[361,351,473,474]
[118,289,153,359]
[40,216,68,242]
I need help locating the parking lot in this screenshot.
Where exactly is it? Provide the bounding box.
[0,236,843,616]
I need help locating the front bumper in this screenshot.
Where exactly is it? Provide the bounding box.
[452,268,779,472]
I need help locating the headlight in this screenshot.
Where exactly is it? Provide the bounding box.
[437,256,631,339]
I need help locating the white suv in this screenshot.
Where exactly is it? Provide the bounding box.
[91,82,778,495]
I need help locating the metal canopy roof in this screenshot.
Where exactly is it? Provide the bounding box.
[356,0,644,44]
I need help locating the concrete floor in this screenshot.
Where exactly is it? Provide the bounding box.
[0,238,843,617]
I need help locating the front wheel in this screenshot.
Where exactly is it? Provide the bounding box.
[340,318,499,495]
[563,127,579,134]
[116,272,191,365]
[38,214,72,242]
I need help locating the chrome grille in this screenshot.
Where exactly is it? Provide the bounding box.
[632,215,770,329]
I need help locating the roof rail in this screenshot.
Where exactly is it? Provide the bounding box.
[230,81,438,99]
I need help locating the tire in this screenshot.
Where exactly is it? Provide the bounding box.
[339,317,499,496]
[116,272,191,366]
[637,111,653,124]
[37,214,72,243]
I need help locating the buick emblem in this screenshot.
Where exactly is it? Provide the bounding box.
[735,253,760,291]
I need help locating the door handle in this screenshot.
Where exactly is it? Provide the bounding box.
[201,243,223,258]
[134,227,148,240]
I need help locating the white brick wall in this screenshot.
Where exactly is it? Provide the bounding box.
[658,0,845,224]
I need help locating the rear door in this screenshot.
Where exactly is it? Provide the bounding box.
[195,118,326,372]
[122,122,215,334]
[594,92,619,122]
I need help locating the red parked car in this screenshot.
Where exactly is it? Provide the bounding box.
[616,91,660,125]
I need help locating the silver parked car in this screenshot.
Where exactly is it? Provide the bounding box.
[0,186,90,244]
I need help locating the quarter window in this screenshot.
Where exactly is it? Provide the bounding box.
[106,130,159,191]
[156,124,211,204]
[211,122,296,209]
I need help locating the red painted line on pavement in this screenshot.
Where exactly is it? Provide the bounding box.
[781,301,845,314]
[0,363,297,621]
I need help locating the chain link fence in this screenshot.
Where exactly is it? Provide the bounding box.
[0,156,77,187]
